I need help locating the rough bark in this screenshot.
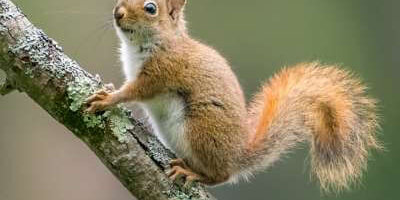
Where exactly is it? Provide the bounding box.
[0,0,215,199]
[0,68,14,95]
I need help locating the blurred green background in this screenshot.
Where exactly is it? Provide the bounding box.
[0,0,398,199]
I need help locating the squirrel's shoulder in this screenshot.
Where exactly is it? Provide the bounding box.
[156,36,228,66]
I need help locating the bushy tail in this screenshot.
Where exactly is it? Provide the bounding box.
[246,62,381,192]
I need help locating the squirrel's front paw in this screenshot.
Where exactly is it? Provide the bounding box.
[85,89,116,113]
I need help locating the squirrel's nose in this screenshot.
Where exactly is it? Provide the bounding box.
[114,6,126,25]
[114,12,124,21]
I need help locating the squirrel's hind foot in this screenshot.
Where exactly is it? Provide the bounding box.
[168,159,203,187]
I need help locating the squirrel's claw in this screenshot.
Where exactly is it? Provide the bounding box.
[86,90,107,103]
[168,159,202,187]
[167,165,201,187]
[85,89,114,113]
[104,83,116,92]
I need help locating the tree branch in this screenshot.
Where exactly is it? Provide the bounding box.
[0,68,15,95]
[0,0,215,199]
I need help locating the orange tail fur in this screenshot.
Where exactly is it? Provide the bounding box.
[246,62,381,192]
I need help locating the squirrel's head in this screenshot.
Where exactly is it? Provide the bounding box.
[114,0,187,46]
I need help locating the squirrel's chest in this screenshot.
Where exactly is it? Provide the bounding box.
[120,43,148,82]
[141,94,191,158]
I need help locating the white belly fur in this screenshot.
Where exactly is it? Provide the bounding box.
[141,94,190,158]
[116,27,189,157]
[120,42,147,82]
[116,27,148,82]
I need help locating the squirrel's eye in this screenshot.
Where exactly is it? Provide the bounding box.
[144,2,157,15]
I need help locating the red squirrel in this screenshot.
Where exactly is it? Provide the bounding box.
[86,0,381,192]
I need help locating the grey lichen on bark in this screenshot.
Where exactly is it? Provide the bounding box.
[0,0,216,199]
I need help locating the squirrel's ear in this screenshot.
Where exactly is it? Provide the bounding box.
[167,0,186,20]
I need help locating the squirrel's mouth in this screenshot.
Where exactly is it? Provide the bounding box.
[114,21,134,34]
[120,27,134,34]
